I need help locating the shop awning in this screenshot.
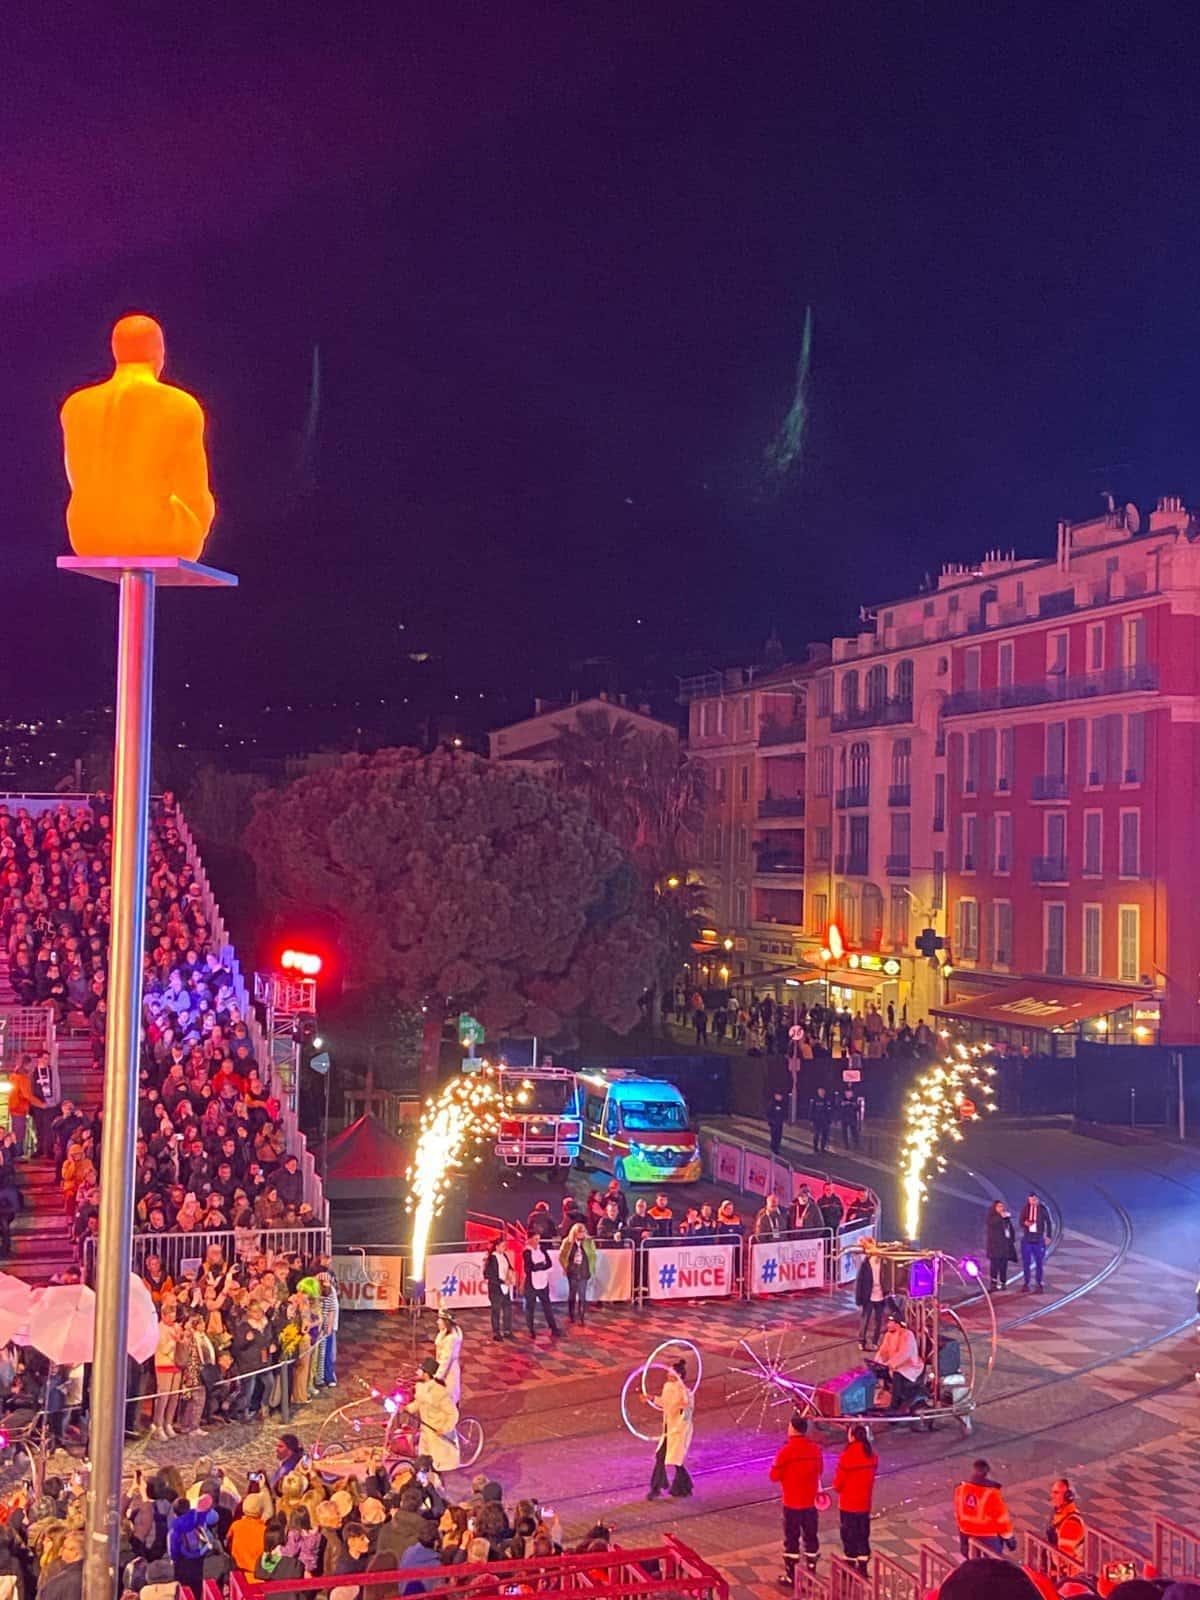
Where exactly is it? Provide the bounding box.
[828,969,891,993]
[932,982,1143,1031]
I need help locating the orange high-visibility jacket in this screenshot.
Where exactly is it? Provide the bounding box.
[954,1480,1014,1540]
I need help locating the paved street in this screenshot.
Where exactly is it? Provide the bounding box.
[84,1118,1200,1598]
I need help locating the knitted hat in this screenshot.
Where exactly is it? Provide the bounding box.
[241,1494,265,1519]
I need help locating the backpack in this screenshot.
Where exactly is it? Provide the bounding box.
[178,1520,215,1561]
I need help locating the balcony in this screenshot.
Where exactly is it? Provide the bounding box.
[758,795,806,819]
[831,696,913,734]
[885,854,911,877]
[942,663,1159,718]
[887,783,911,807]
[834,853,870,877]
[755,853,806,876]
[835,784,871,809]
[1032,774,1069,801]
[759,717,806,747]
[1032,856,1069,883]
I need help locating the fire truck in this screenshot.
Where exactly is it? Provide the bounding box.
[494,1064,583,1169]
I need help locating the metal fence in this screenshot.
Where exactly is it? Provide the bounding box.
[1085,1524,1150,1580]
[1020,1529,1083,1584]
[0,1006,57,1071]
[871,1553,920,1600]
[918,1544,957,1593]
[84,1223,331,1283]
[1155,1515,1200,1581]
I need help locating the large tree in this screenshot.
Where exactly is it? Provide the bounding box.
[244,746,663,1041]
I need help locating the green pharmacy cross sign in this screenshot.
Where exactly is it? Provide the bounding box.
[458,1013,485,1047]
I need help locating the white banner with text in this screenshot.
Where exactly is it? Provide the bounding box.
[747,1235,827,1295]
[645,1241,737,1301]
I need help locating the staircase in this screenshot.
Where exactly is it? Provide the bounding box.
[0,952,104,1283]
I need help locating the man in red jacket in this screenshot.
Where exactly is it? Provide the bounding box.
[770,1412,823,1585]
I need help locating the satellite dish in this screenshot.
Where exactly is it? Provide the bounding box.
[1125,503,1141,534]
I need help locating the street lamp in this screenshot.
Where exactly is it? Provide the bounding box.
[59,316,235,1600]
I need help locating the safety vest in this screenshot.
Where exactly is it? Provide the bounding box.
[1049,1503,1085,1561]
[954,1481,1014,1539]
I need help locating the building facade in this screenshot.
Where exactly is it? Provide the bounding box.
[935,497,1200,1048]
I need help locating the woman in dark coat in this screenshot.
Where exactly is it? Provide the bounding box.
[985,1201,1017,1291]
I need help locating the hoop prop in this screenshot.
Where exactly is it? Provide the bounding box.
[619,1338,703,1442]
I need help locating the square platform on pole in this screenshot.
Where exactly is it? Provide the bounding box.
[57,555,237,589]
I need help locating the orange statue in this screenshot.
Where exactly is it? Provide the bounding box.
[61,314,215,560]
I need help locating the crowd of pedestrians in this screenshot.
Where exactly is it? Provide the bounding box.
[674,988,940,1064]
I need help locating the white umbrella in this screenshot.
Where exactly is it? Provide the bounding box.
[126,1276,160,1364]
[0,1275,33,1347]
[27,1284,97,1366]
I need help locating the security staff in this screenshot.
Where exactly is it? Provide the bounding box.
[953,1459,1016,1556]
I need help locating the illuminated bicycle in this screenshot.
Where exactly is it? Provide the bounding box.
[312,1379,484,1480]
[722,1246,996,1438]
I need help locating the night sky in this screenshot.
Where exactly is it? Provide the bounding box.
[5,5,1200,732]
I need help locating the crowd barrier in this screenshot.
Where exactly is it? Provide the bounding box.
[1155,1515,1200,1581]
[85,1222,332,1284]
[0,1006,57,1073]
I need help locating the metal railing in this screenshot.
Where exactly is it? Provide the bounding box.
[760,795,807,818]
[871,1553,920,1600]
[85,1223,331,1284]
[756,853,806,875]
[1032,856,1069,883]
[832,697,913,733]
[760,718,806,747]
[829,1557,871,1600]
[835,785,871,809]
[885,854,910,877]
[1032,774,1069,800]
[887,784,911,807]
[1084,1524,1149,1580]
[942,663,1158,717]
[1154,1515,1200,1581]
[0,1006,57,1071]
[834,855,870,876]
[1020,1530,1083,1584]
[918,1545,957,1593]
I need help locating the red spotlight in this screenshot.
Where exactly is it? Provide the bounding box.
[281,948,322,977]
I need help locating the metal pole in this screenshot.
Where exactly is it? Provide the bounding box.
[321,1064,332,1189]
[1176,1050,1186,1142]
[84,570,155,1600]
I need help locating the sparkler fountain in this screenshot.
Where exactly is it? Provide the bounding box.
[406,1073,505,1286]
[900,1044,997,1241]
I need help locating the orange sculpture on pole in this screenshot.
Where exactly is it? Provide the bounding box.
[60,313,215,560]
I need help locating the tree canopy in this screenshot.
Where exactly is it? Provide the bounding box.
[245,746,663,1039]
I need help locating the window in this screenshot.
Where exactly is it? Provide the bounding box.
[741,696,751,730]
[718,699,728,735]
[861,884,884,947]
[1083,904,1102,978]
[995,813,1012,874]
[933,772,946,830]
[965,731,980,793]
[816,675,832,719]
[841,671,859,716]
[1044,903,1066,976]
[701,702,715,736]
[1083,810,1102,875]
[895,659,914,702]
[1045,721,1066,780]
[837,814,848,858]
[736,823,749,862]
[849,813,869,864]
[890,810,911,859]
[836,883,858,941]
[735,886,747,925]
[964,647,981,692]
[1123,615,1146,668]
[1088,623,1105,672]
[981,727,997,791]
[891,737,912,787]
[956,897,980,959]
[866,665,887,710]
[1119,905,1140,982]
[998,640,1014,688]
[716,765,728,800]
[814,745,832,796]
[1124,712,1145,783]
[1044,811,1067,869]
[1047,631,1068,675]
[849,741,871,791]
[813,826,831,864]
[712,824,723,862]
[963,814,977,872]
[993,900,1013,966]
[811,890,827,934]
[1120,809,1141,877]
[933,849,945,910]
[889,886,909,945]
[998,727,1014,790]
[739,764,750,802]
